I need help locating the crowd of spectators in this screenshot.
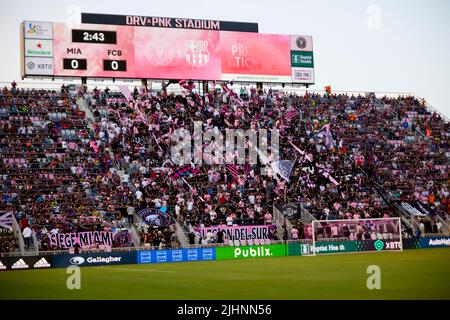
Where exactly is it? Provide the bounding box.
[1,81,448,252]
[0,83,135,252]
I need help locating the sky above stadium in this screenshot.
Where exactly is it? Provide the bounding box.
[1,0,449,117]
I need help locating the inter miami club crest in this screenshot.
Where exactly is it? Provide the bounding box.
[277,203,300,220]
[184,40,209,67]
[113,230,132,247]
[145,38,175,66]
[296,36,307,49]
[137,207,174,227]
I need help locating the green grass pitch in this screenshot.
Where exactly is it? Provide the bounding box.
[1,248,449,300]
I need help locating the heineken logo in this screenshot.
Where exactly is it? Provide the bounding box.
[25,40,53,57]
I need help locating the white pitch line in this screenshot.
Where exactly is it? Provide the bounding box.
[96,266,177,273]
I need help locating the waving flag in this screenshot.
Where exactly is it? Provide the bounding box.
[169,165,200,179]
[325,86,331,98]
[0,212,12,230]
[137,207,174,227]
[289,141,313,162]
[117,85,133,101]
[226,164,240,177]
[285,109,298,121]
[179,80,196,90]
[221,83,231,94]
[271,160,295,183]
[316,124,334,149]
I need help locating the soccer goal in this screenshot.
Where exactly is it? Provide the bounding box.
[310,217,403,256]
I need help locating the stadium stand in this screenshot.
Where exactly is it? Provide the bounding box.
[0,81,448,253]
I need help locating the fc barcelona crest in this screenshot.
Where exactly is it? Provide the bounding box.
[184,40,209,67]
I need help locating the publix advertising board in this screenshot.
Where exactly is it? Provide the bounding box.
[215,244,285,260]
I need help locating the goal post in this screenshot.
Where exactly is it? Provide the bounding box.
[311,217,403,256]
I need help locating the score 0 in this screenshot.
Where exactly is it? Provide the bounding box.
[63,58,87,70]
[104,49,127,71]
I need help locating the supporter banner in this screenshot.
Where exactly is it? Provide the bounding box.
[215,244,285,260]
[194,225,276,241]
[113,229,133,247]
[420,237,450,248]
[81,13,259,33]
[137,207,174,227]
[0,228,13,235]
[137,248,215,264]
[47,231,114,249]
[52,251,136,268]
[0,255,53,271]
[275,202,300,220]
[394,200,432,216]
[0,212,13,230]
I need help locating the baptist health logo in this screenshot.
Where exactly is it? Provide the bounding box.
[374,240,385,251]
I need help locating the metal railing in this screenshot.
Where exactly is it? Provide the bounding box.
[11,215,24,254]
[174,220,190,247]
[31,231,39,255]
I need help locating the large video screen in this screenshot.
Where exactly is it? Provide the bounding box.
[22,21,315,83]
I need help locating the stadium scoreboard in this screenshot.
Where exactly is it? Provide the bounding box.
[21,19,315,84]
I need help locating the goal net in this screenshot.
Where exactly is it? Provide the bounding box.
[311,217,403,256]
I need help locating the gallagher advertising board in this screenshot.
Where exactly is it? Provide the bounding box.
[22,21,314,84]
[52,251,136,268]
